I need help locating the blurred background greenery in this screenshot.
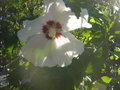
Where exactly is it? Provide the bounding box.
[0,0,120,90]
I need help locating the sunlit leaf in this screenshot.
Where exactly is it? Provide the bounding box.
[118,67,120,76]
[101,76,112,83]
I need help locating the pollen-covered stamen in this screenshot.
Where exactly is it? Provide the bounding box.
[42,20,62,40]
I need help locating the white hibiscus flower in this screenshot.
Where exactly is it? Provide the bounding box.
[17,0,92,67]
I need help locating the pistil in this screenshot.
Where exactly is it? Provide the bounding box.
[42,20,62,40]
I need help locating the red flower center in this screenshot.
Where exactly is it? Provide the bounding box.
[42,20,62,40]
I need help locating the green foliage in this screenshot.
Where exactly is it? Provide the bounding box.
[101,76,112,83]
[0,0,120,90]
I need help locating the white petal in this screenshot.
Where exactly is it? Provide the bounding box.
[53,32,84,67]
[62,8,92,31]
[63,15,81,31]
[17,18,43,42]
[44,0,67,11]
[43,0,81,31]
[81,8,89,20]
[21,34,57,67]
[17,1,62,43]
[62,32,84,56]
[17,1,55,43]
[21,32,84,67]
[46,1,92,31]
[78,8,92,28]
[41,0,68,24]
[79,17,92,28]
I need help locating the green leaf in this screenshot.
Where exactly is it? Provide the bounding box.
[118,67,120,76]
[7,45,14,55]
[85,63,93,74]
[101,76,112,83]
[115,31,120,34]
